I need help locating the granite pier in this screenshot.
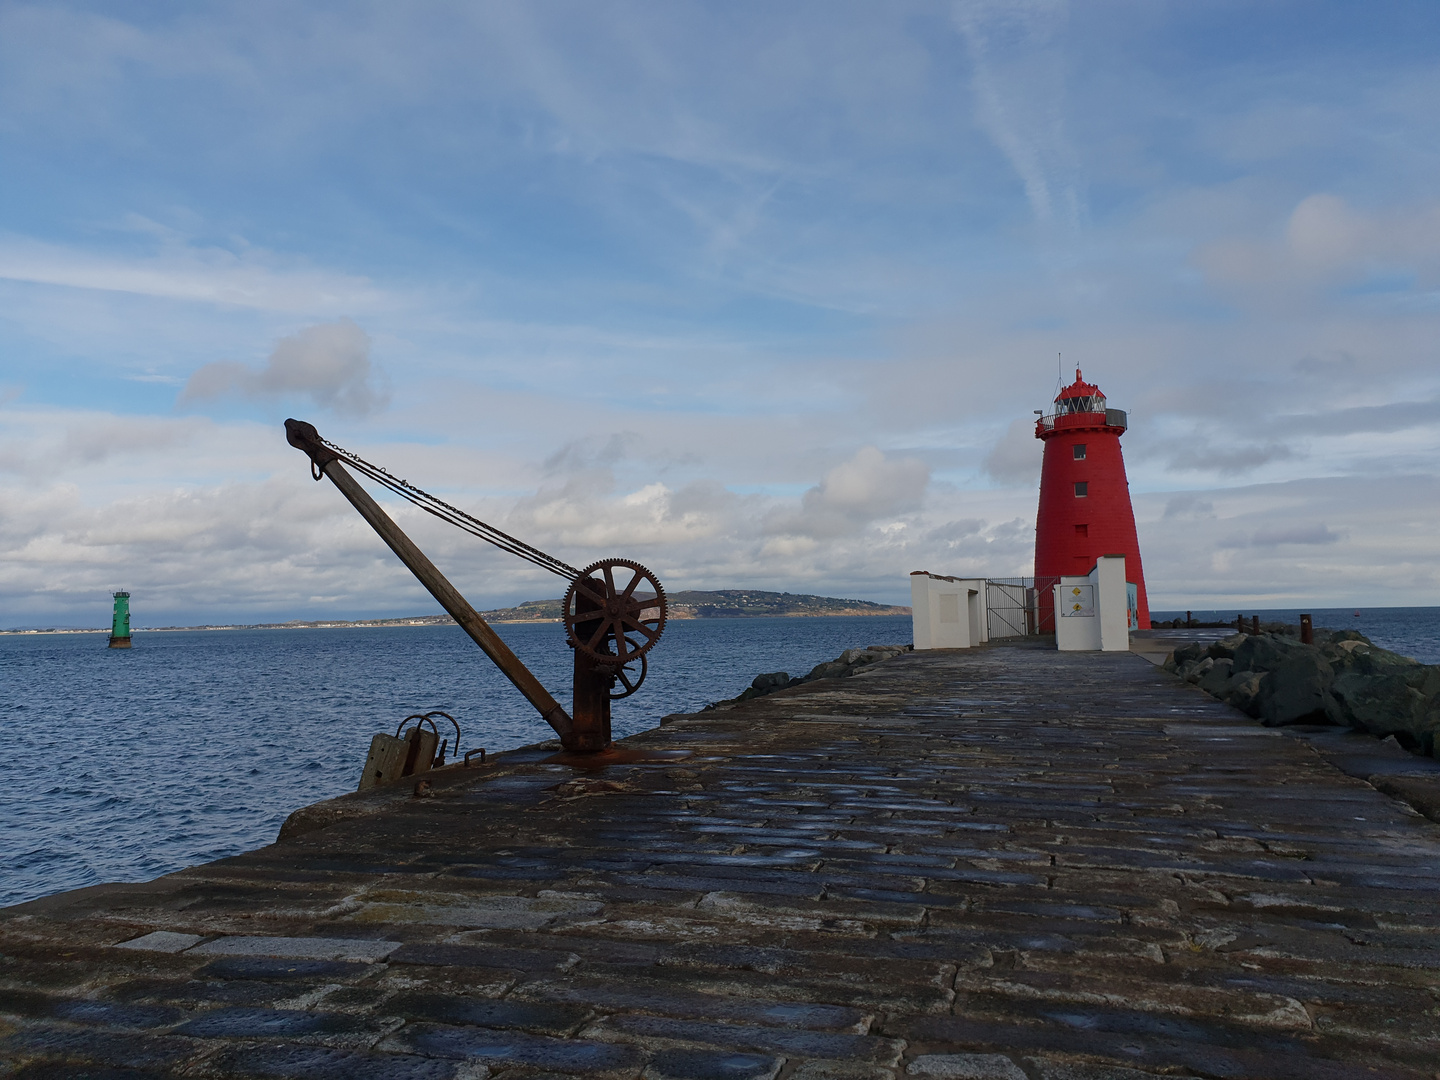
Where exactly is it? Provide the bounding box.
[4,643,1440,1079]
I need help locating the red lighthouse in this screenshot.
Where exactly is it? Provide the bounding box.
[1035,370,1150,629]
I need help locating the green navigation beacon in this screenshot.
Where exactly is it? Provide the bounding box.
[108,591,132,649]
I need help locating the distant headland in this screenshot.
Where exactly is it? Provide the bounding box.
[0,589,911,634]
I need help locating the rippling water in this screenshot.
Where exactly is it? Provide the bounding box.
[0,615,911,908]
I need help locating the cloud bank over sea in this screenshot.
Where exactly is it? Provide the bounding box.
[2,2,1438,626]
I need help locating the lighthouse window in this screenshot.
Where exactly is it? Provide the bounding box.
[1059,394,1105,415]
[1074,482,1088,497]
[1073,444,1086,460]
[1075,524,1088,536]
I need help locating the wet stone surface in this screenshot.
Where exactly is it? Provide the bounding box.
[3,642,1440,1078]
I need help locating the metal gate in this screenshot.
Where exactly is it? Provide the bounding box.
[985,576,1060,639]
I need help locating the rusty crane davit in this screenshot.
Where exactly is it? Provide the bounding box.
[285,419,667,764]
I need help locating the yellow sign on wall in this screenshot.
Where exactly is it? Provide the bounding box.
[1061,584,1094,617]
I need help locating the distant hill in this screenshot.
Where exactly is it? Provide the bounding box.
[478,589,909,622]
[1,590,908,635]
[478,599,563,622]
[666,590,909,619]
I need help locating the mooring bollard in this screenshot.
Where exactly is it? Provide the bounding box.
[1236,614,1244,634]
[1300,613,1313,645]
[1251,615,1260,636]
[1186,610,1192,628]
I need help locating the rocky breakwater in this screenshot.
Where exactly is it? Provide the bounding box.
[726,643,912,704]
[1167,625,1440,753]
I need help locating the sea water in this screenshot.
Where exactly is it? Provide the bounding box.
[0,615,911,907]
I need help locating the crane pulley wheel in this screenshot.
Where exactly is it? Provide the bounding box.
[564,558,667,667]
[608,647,646,700]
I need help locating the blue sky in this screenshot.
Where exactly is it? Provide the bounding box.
[2,1,1439,626]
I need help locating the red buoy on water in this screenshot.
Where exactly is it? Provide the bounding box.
[1034,369,1150,629]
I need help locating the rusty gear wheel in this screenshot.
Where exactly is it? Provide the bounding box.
[563,558,666,666]
[608,646,647,700]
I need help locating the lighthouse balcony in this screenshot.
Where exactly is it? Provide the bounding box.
[1036,408,1127,435]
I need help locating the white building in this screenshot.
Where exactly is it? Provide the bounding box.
[1053,555,1132,652]
[909,571,988,650]
[909,556,1133,652]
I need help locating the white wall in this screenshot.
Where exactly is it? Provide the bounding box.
[1055,577,1101,651]
[1055,555,1130,652]
[911,571,988,649]
[1094,556,1131,650]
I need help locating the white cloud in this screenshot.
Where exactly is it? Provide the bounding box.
[181,320,388,417]
[1219,523,1342,549]
[1196,194,1440,306]
[953,0,1080,231]
[919,515,1034,577]
[4,398,1438,629]
[508,474,739,554]
[983,417,1043,485]
[0,410,217,481]
[543,432,643,475]
[1138,475,1440,608]
[1163,494,1214,520]
[768,446,930,539]
[0,410,970,625]
[0,233,386,314]
[1164,440,1295,478]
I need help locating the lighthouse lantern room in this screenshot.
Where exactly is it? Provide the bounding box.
[1034,370,1150,630]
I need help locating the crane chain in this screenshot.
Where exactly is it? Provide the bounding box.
[317,437,581,581]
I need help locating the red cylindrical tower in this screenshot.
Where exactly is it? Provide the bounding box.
[1034,369,1150,629]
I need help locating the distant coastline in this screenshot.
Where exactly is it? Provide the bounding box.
[1,589,912,635]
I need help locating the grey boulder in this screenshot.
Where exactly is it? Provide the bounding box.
[1331,670,1427,739]
[738,671,791,700]
[1183,657,1215,684]
[1205,634,1246,662]
[1222,670,1266,716]
[1232,634,1309,675]
[805,660,849,682]
[1255,650,1338,726]
[1197,658,1234,697]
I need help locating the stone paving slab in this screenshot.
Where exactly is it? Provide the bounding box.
[3,642,1440,1079]
[186,935,403,962]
